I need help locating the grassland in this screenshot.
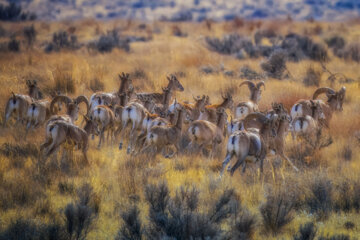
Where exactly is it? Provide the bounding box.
[0,18,360,239]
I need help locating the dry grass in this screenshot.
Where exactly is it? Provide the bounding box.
[0,19,359,239]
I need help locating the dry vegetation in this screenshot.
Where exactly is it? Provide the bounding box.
[0,18,360,239]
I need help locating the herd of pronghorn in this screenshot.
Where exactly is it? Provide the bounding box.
[4,73,346,176]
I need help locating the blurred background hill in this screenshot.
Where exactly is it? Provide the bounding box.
[1,0,359,21]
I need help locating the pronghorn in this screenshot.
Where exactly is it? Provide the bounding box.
[268,113,299,172]
[169,95,209,122]
[152,87,173,116]
[4,80,44,126]
[26,80,43,100]
[199,92,233,123]
[235,80,265,119]
[220,112,278,176]
[92,105,116,148]
[134,111,171,153]
[290,86,346,128]
[227,116,245,136]
[40,116,98,163]
[187,108,228,157]
[4,93,32,126]
[136,74,184,103]
[25,100,50,137]
[139,105,186,158]
[118,101,150,154]
[89,72,133,111]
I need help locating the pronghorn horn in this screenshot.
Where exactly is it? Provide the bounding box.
[50,95,72,114]
[75,95,90,115]
[239,80,256,92]
[313,87,336,100]
[256,81,265,90]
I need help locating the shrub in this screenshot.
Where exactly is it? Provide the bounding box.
[7,38,20,52]
[254,29,277,45]
[205,33,253,56]
[116,206,142,240]
[325,36,346,51]
[58,181,75,195]
[305,174,333,219]
[239,65,264,80]
[344,221,355,230]
[281,33,328,62]
[260,186,296,234]
[64,203,95,239]
[88,29,130,53]
[293,222,317,240]
[303,66,322,87]
[0,142,39,160]
[0,3,35,21]
[334,179,352,212]
[342,43,360,62]
[23,25,36,49]
[0,176,44,210]
[144,182,239,239]
[0,219,66,240]
[45,31,80,53]
[260,50,287,79]
[227,209,257,240]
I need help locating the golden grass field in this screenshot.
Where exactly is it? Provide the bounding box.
[0,19,360,239]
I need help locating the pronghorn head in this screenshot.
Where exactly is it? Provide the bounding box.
[221,92,234,109]
[244,112,278,138]
[167,74,184,92]
[118,72,132,95]
[26,79,42,99]
[239,80,265,103]
[50,95,90,121]
[142,96,155,112]
[83,114,99,136]
[267,102,287,119]
[313,86,346,111]
[193,95,208,110]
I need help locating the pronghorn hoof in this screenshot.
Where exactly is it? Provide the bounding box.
[127,147,131,154]
[92,135,95,140]
[227,166,231,171]
[119,143,123,150]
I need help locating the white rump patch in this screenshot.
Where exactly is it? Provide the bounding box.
[290,104,302,119]
[235,106,249,119]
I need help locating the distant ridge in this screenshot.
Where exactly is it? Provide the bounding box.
[3,0,360,21]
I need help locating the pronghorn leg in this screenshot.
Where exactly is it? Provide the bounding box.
[127,122,137,154]
[98,128,104,149]
[230,154,247,176]
[280,152,299,172]
[220,153,232,176]
[139,142,152,155]
[118,121,128,150]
